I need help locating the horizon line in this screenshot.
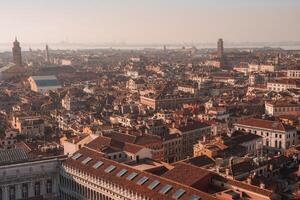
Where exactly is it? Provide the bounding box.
[1,41,300,46]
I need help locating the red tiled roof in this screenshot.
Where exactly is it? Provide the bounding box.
[66,134,89,144]
[212,176,273,197]
[162,162,212,186]
[268,79,300,85]
[235,118,295,132]
[64,147,217,200]
[86,136,145,154]
[265,100,300,107]
[177,121,211,132]
[123,143,144,154]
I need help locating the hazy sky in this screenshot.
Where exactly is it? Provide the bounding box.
[1,0,300,44]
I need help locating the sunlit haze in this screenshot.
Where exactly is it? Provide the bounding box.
[1,0,300,45]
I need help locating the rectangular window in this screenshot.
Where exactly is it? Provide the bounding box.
[34,182,40,196]
[104,165,116,173]
[46,180,52,194]
[127,172,138,181]
[172,189,186,199]
[136,176,149,185]
[116,169,128,177]
[72,153,82,160]
[22,184,28,199]
[9,186,15,200]
[93,161,104,169]
[81,157,92,165]
[148,180,160,190]
[159,184,173,194]
[188,195,200,200]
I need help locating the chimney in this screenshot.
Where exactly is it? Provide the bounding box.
[172,121,176,128]
[225,168,230,176]
[260,182,265,189]
[246,177,252,184]
[269,164,273,171]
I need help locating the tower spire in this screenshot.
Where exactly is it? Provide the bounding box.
[12,37,22,67]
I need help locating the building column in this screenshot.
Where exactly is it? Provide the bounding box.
[4,186,9,200]
[53,177,58,198]
[41,179,46,196]
[16,184,22,199]
[0,186,3,200]
[28,182,34,198]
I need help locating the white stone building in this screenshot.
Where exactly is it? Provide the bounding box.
[287,69,300,79]
[265,100,300,116]
[267,79,299,92]
[59,146,214,200]
[0,148,66,200]
[234,118,298,151]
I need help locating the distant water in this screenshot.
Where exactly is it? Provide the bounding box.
[0,44,300,52]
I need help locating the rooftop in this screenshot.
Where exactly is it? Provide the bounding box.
[30,75,61,87]
[235,118,296,132]
[0,148,29,165]
[64,147,217,200]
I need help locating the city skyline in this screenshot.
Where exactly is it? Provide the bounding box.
[0,0,300,44]
[0,1,300,199]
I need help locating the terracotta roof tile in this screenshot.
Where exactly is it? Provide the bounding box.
[235,118,295,132]
[64,147,217,200]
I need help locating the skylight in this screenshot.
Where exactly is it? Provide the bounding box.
[172,189,185,199]
[81,157,92,165]
[104,165,116,173]
[126,172,138,181]
[136,176,149,185]
[148,180,160,190]
[159,184,173,194]
[72,153,82,160]
[93,161,104,169]
[188,195,201,200]
[116,169,128,177]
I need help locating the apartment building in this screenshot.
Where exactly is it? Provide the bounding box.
[11,114,45,137]
[287,69,300,79]
[172,121,212,159]
[265,100,300,116]
[234,118,298,151]
[267,79,300,92]
[140,94,201,110]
